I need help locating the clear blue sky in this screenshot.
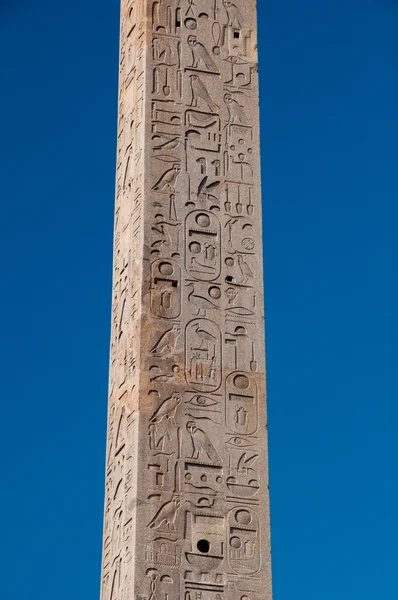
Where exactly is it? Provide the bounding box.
[1,1,397,598]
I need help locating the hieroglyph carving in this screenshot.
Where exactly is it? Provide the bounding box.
[101,1,272,599]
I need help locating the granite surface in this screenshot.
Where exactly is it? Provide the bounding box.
[100,2,272,598]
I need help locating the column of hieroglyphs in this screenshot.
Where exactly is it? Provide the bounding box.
[101,1,272,600]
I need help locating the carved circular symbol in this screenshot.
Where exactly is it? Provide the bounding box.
[242,238,255,251]
[213,46,220,55]
[185,18,197,29]
[201,474,208,482]
[189,241,201,254]
[197,539,210,553]
[216,476,223,484]
[225,257,234,267]
[230,536,242,549]
[196,213,211,228]
[235,509,252,525]
[158,262,173,276]
[209,286,222,299]
[233,375,250,390]
[196,396,206,405]
[185,473,192,481]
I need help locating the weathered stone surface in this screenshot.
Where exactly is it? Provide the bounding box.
[100,1,272,599]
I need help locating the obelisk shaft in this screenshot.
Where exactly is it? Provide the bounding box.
[101,1,272,598]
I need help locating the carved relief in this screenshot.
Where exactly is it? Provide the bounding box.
[187,282,221,317]
[151,213,181,256]
[185,392,222,425]
[185,319,222,391]
[102,1,270,598]
[150,324,182,358]
[186,421,221,464]
[225,372,258,435]
[150,259,182,319]
[150,392,182,425]
[153,37,182,101]
[148,496,182,530]
[185,112,221,153]
[152,100,183,136]
[185,211,221,281]
[224,55,255,88]
[152,0,182,35]
[188,35,219,73]
[146,567,180,600]
[190,75,219,112]
[146,539,182,568]
[228,507,261,575]
[185,510,225,572]
[153,163,182,193]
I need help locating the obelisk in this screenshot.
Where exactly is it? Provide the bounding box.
[100,1,272,599]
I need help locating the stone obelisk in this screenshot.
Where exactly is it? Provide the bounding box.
[100,1,272,599]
